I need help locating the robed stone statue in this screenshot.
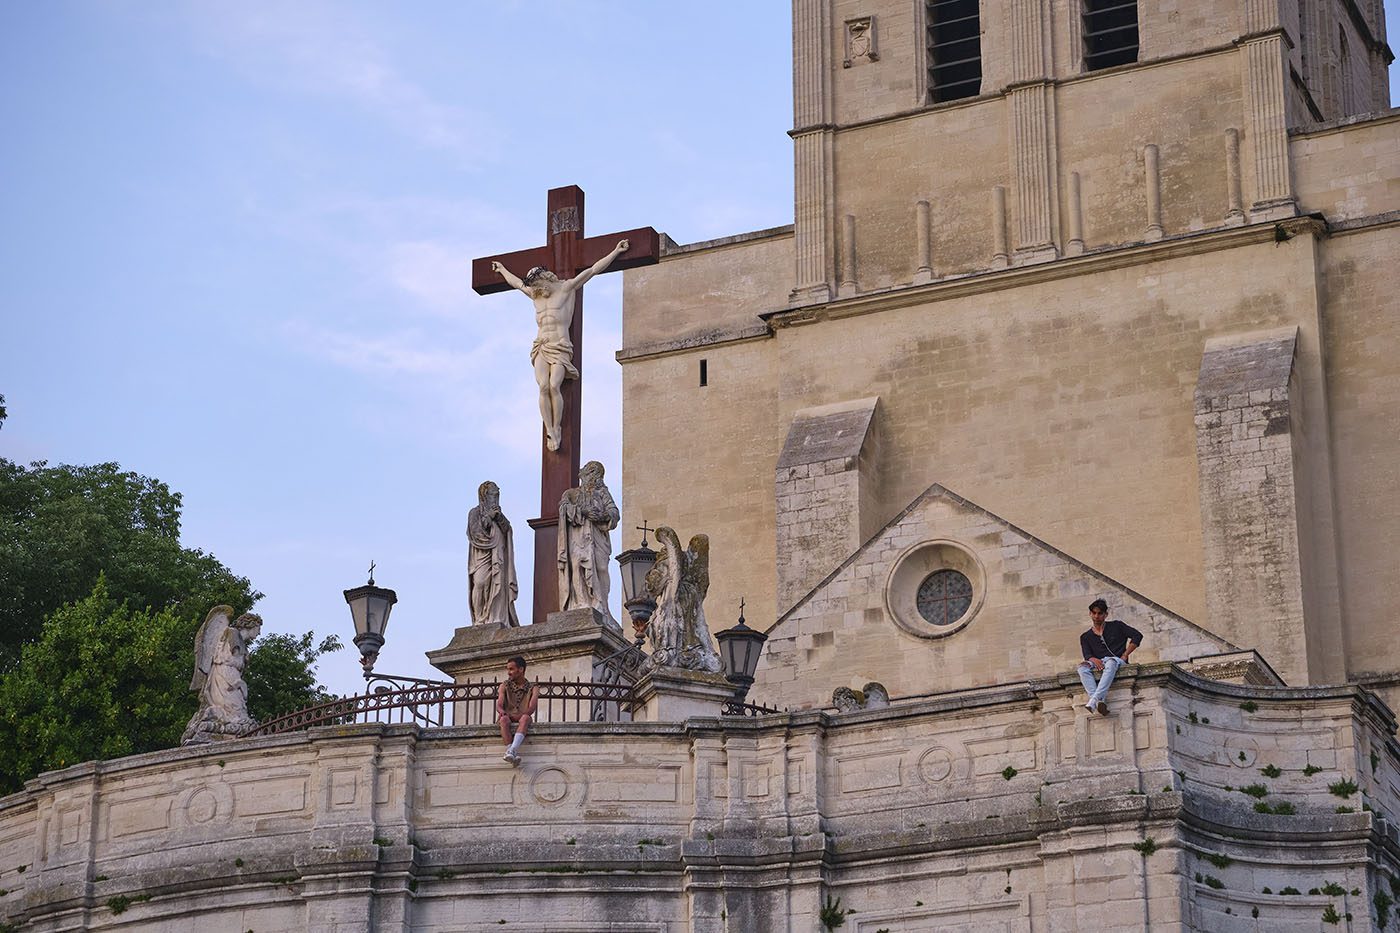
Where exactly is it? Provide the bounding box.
[467,480,520,627]
[557,460,619,625]
[181,606,263,745]
[644,526,723,673]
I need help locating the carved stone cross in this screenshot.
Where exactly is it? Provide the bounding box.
[472,185,659,624]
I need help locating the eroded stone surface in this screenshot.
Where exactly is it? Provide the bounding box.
[4,666,1398,931]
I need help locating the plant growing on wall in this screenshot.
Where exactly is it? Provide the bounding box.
[819,895,848,929]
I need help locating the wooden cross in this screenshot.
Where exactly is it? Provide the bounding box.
[472,185,659,624]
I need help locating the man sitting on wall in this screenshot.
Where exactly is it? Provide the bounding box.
[1077,598,1141,716]
[496,655,539,766]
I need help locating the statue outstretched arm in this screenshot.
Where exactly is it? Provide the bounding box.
[490,260,528,293]
[569,239,629,291]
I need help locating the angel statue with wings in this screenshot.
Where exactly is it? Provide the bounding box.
[643,526,723,673]
[181,606,263,746]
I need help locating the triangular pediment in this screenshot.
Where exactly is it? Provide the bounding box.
[757,483,1237,707]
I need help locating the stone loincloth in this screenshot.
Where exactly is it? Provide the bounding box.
[531,336,579,379]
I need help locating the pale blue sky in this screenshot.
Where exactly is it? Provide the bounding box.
[2,3,1396,697]
[1,2,794,696]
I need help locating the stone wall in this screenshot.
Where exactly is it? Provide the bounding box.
[619,5,1399,694]
[3,667,1399,931]
[624,224,1343,673]
[760,483,1235,706]
[1294,111,1400,221]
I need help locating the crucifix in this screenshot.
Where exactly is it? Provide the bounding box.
[472,185,659,624]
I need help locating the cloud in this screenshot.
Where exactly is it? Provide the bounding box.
[282,321,476,379]
[279,316,545,460]
[387,240,475,317]
[173,0,497,165]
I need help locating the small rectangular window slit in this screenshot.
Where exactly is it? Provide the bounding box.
[699,359,708,387]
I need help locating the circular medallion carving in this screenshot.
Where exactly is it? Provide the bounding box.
[186,788,219,823]
[1226,735,1258,768]
[917,746,954,784]
[530,767,570,804]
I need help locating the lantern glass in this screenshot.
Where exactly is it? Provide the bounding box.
[715,617,768,688]
[615,542,657,604]
[344,584,398,641]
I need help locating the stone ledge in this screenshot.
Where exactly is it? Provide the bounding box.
[427,608,632,683]
[657,224,793,257]
[615,321,771,363]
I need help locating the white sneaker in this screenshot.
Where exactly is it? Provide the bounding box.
[1084,701,1097,713]
[503,751,519,766]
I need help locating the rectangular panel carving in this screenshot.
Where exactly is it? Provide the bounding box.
[709,762,730,800]
[836,751,903,794]
[424,768,514,808]
[1134,713,1153,750]
[330,769,358,807]
[1089,718,1118,754]
[106,795,173,838]
[58,806,84,847]
[234,777,309,817]
[786,756,805,796]
[589,766,682,804]
[741,762,772,799]
[1058,722,1077,761]
[968,736,1037,776]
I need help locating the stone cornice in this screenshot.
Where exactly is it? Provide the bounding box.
[616,322,771,364]
[658,224,792,258]
[616,218,1329,365]
[764,216,1327,331]
[1290,106,1400,139]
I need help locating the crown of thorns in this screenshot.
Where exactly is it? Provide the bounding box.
[523,266,555,285]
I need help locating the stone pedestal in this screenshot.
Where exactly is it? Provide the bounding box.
[632,667,737,722]
[426,608,632,685]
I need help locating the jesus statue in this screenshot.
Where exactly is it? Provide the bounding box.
[491,239,629,451]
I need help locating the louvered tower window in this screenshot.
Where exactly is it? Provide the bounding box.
[927,0,982,103]
[1083,0,1139,71]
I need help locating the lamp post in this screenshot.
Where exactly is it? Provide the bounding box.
[614,522,659,646]
[716,598,767,701]
[343,561,398,677]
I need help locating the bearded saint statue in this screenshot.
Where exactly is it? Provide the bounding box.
[557,460,619,626]
[467,480,519,627]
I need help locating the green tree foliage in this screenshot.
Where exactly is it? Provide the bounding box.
[0,459,258,667]
[0,458,343,793]
[0,580,195,790]
[0,580,343,794]
[246,631,343,724]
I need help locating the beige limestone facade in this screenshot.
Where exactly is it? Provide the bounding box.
[5,666,1400,931]
[3,3,1399,931]
[620,0,1400,710]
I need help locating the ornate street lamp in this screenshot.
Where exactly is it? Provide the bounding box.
[343,561,398,677]
[614,522,659,646]
[716,599,768,701]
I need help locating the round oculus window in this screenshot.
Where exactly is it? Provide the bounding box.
[915,569,973,626]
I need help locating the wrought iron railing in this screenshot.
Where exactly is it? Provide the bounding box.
[721,698,785,717]
[244,677,638,738]
[244,664,785,738]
